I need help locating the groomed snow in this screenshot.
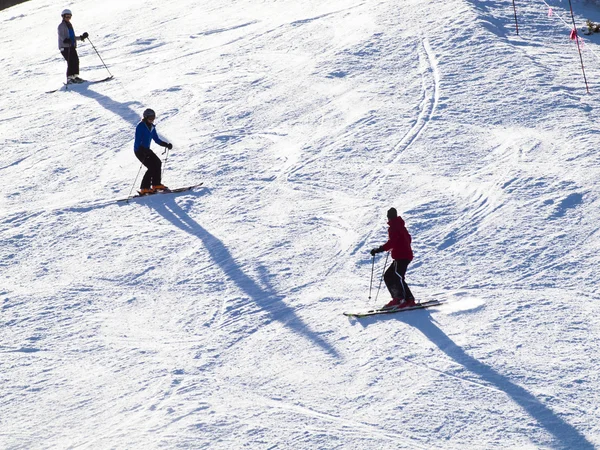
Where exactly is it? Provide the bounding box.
[2,0,600,448]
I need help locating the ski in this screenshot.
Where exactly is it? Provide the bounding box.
[45,76,114,93]
[46,86,65,94]
[84,76,114,85]
[343,300,444,318]
[117,182,204,203]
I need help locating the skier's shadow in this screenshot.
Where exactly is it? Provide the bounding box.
[396,312,594,449]
[67,81,141,126]
[146,195,339,359]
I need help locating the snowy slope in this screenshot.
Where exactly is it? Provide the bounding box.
[2,0,600,448]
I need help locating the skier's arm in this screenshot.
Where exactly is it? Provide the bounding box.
[151,128,172,149]
[58,24,70,46]
[370,228,391,255]
[370,243,387,256]
[151,128,166,147]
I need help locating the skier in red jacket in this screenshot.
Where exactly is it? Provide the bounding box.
[370,207,416,309]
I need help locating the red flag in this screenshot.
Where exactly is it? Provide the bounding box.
[570,29,578,40]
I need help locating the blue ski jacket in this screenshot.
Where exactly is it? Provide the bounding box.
[134,121,167,152]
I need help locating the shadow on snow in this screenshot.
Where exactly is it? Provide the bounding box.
[147,195,340,359]
[398,312,594,449]
[67,81,142,126]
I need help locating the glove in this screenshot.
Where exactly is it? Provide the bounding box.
[81,32,89,40]
[165,143,173,150]
[370,246,383,256]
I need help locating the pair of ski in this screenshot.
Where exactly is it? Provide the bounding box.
[344,299,444,318]
[117,182,204,203]
[46,76,114,93]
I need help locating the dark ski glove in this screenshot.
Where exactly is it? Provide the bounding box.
[81,32,89,40]
[370,246,384,256]
[165,143,173,150]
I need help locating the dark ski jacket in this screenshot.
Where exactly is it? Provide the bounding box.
[134,121,167,152]
[382,216,413,261]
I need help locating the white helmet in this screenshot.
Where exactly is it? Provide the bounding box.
[61,9,72,16]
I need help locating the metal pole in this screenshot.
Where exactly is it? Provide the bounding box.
[374,252,389,304]
[568,0,590,94]
[161,148,170,180]
[86,37,113,78]
[368,255,375,301]
[126,163,144,203]
[65,46,71,90]
[512,0,519,35]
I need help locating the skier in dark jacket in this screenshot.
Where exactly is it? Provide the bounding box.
[134,109,172,195]
[57,9,88,83]
[370,207,416,309]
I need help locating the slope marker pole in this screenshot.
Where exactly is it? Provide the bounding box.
[512,0,519,35]
[568,0,590,94]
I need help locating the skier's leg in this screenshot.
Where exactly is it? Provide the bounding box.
[140,170,152,190]
[66,47,76,77]
[394,260,415,300]
[71,49,80,77]
[383,261,404,299]
[60,49,70,78]
[61,48,79,78]
[145,151,162,186]
[135,149,153,190]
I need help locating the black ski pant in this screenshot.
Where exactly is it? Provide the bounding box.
[384,259,415,301]
[60,47,80,77]
[135,147,162,189]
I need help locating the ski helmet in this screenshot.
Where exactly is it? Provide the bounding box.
[143,108,156,119]
[61,9,72,16]
[387,207,397,219]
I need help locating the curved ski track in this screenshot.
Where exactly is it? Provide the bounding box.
[355,37,440,254]
[390,38,440,163]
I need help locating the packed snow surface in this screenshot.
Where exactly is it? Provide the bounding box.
[2,0,600,448]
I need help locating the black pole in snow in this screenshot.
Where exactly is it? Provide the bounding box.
[162,148,170,180]
[568,0,590,94]
[368,255,375,301]
[66,46,71,91]
[512,0,519,35]
[86,37,113,78]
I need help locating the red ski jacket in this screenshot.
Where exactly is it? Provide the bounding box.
[382,216,413,261]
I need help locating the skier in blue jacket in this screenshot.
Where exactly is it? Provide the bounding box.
[134,109,172,195]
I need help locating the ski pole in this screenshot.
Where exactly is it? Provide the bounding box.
[374,252,389,304]
[86,36,113,78]
[368,255,375,301]
[65,46,71,90]
[126,163,144,203]
[161,147,170,180]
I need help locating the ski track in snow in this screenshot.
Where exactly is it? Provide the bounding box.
[390,38,440,162]
[355,36,440,255]
[245,395,432,448]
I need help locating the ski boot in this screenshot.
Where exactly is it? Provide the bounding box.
[381,298,416,310]
[152,184,170,192]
